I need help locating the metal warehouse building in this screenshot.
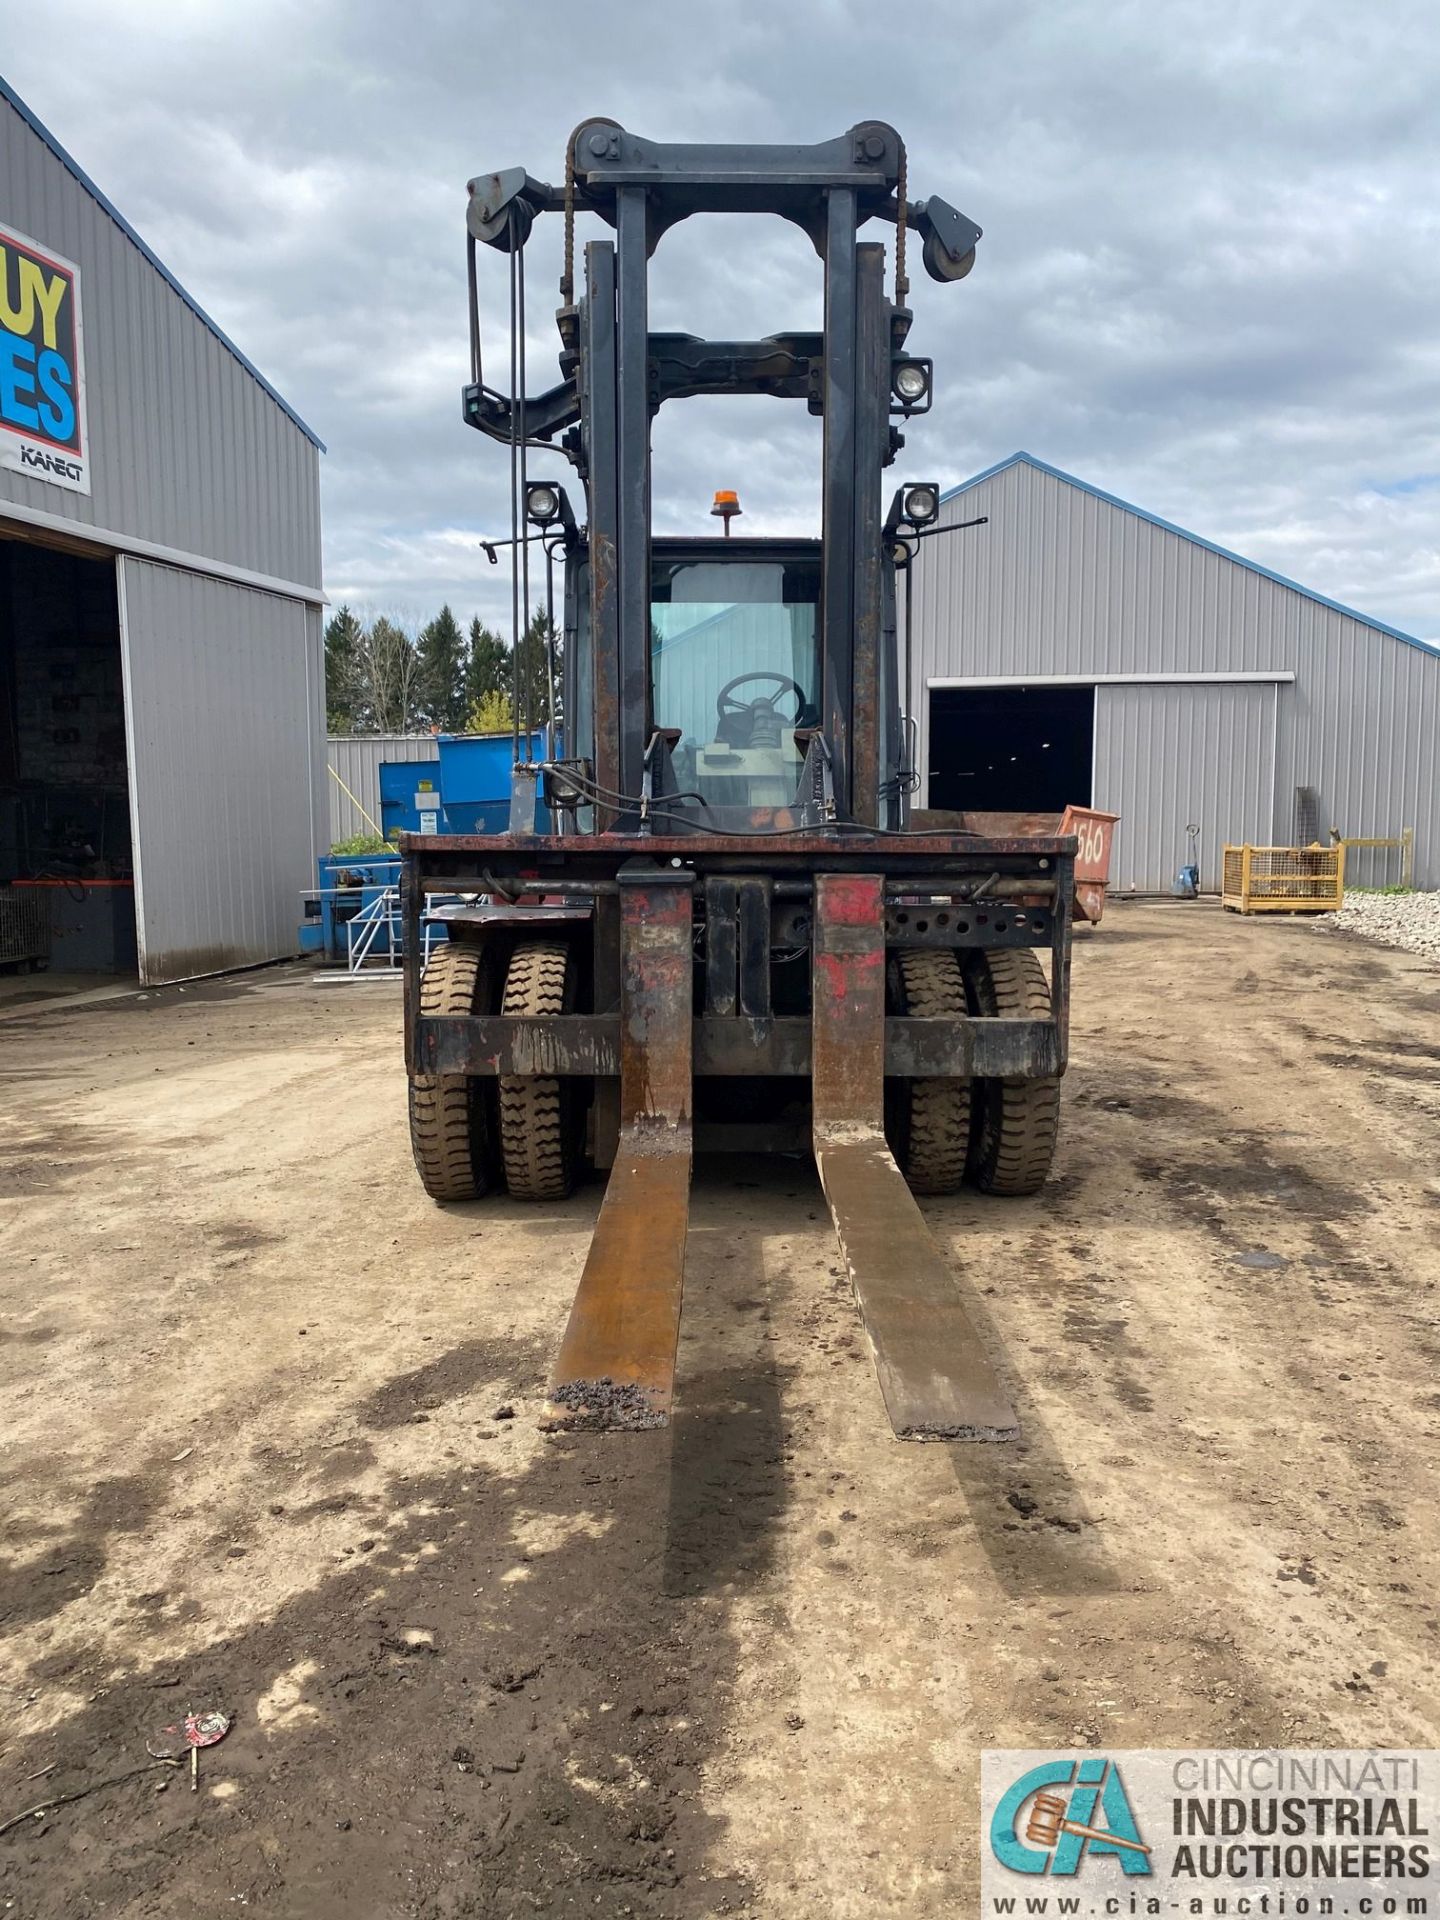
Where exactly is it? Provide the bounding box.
[1,78,324,984]
[909,452,1440,893]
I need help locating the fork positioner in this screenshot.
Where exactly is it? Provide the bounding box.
[402,120,1079,1441]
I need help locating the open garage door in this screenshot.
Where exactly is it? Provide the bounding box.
[118,557,324,983]
[1094,682,1276,892]
[0,533,139,977]
[927,684,1094,814]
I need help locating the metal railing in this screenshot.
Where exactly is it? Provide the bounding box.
[344,886,450,972]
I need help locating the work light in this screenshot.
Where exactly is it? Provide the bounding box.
[901,483,940,528]
[893,361,930,405]
[525,481,561,526]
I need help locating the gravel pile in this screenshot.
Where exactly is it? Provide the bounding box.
[1318,890,1440,964]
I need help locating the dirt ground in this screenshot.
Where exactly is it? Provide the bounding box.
[2,901,1439,1918]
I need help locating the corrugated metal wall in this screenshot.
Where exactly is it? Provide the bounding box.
[1,94,321,590]
[910,458,1440,888]
[119,558,324,982]
[326,734,440,845]
[1094,683,1274,892]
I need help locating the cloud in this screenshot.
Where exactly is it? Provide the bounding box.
[5,0,1439,638]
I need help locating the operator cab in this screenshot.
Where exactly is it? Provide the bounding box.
[566,529,904,823]
[650,538,820,811]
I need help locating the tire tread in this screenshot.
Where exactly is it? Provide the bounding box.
[409,943,487,1201]
[889,947,971,1195]
[498,943,576,1200]
[967,948,1060,1196]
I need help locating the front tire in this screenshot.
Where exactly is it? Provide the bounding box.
[409,942,492,1202]
[498,942,580,1200]
[965,948,1061,1196]
[885,947,972,1196]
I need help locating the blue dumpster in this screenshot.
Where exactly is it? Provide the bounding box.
[436,729,551,833]
[379,759,443,839]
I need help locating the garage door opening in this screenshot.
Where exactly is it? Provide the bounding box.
[0,535,137,977]
[928,684,1094,814]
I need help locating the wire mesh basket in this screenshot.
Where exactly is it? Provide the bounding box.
[0,886,53,967]
[1222,844,1345,914]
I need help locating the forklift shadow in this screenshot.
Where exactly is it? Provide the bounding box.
[662,1358,786,1599]
[934,1251,1125,1600]
[660,1157,795,1598]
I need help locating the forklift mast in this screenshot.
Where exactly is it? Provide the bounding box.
[461,120,982,829]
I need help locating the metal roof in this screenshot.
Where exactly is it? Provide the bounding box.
[0,73,325,452]
[942,451,1434,658]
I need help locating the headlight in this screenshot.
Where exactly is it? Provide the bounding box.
[525,482,561,526]
[893,361,930,405]
[902,483,940,527]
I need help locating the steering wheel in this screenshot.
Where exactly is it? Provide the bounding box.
[716,671,807,731]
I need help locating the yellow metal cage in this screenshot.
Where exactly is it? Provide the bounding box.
[1221,843,1345,914]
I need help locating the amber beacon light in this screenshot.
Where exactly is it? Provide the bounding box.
[710,488,742,536]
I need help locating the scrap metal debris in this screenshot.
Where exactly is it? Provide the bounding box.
[547,1378,666,1433]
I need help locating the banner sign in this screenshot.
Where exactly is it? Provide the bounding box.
[983,1749,1439,1917]
[0,222,89,495]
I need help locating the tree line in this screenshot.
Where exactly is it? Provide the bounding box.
[324,604,561,736]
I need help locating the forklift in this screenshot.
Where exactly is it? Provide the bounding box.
[401,121,1076,1441]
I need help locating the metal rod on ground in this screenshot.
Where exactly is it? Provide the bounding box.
[0,1761,181,1838]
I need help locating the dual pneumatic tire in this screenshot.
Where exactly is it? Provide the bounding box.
[497,943,580,1201]
[887,945,1061,1199]
[413,936,1055,1204]
[964,946,1062,1197]
[409,942,493,1202]
[409,938,581,1204]
[886,948,973,1195]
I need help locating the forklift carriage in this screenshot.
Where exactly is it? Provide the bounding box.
[402,120,1078,1443]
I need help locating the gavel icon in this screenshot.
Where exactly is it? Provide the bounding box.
[1025,1791,1152,1857]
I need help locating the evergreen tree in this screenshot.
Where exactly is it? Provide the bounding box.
[416,604,468,732]
[463,617,510,715]
[323,605,364,732]
[512,607,561,730]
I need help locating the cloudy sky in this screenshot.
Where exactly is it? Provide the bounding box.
[6,0,1440,641]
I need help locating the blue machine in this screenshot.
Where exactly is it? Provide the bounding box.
[1174,823,1201,898]
[298,854,414,963]
[320,853,401,961]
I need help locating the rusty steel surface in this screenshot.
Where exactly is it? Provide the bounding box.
[401,829,1075,861]
[548,872,693,1432]
[924,807,1119,924]
[416,1012,1060,1080]
[1059,805,1121,924]
[811,872,887,1127]
[810,873,1020,1442]
[548,1151,691,1432]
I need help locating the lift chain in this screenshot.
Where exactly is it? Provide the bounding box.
[561,141,576,306]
